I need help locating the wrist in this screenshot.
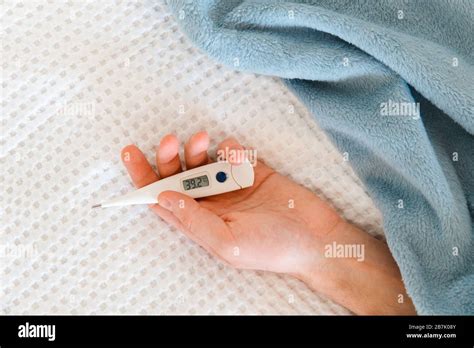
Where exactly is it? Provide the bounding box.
[293,219,348,296]
[288,191,343,280]
[296,219,416,315]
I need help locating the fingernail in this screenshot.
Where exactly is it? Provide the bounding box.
[159,197,172,210]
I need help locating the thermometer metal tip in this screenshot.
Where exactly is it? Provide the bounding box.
[91,204,102,209]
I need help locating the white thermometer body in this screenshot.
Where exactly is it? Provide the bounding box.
[95,161,254,208]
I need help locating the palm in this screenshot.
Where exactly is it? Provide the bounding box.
[195,161,332,273]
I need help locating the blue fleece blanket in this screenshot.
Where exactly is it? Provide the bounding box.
[167,0,474,314]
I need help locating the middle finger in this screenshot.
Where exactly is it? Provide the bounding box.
[156,134,182,178]
[184,131,210,169]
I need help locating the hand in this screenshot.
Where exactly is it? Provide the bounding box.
[121,131,416,314]
[121,131,342,278]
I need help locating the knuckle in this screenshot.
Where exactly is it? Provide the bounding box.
[178,202,201,231]
[218,243,242,268]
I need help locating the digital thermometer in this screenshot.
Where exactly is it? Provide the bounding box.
[92,161,254,208]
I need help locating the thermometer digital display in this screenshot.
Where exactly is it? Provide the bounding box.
[182,175,209,190]
[92,161,254,208]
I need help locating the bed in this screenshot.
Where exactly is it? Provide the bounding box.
[1,0,384,314]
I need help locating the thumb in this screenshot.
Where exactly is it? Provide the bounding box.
[157,191,232,254]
